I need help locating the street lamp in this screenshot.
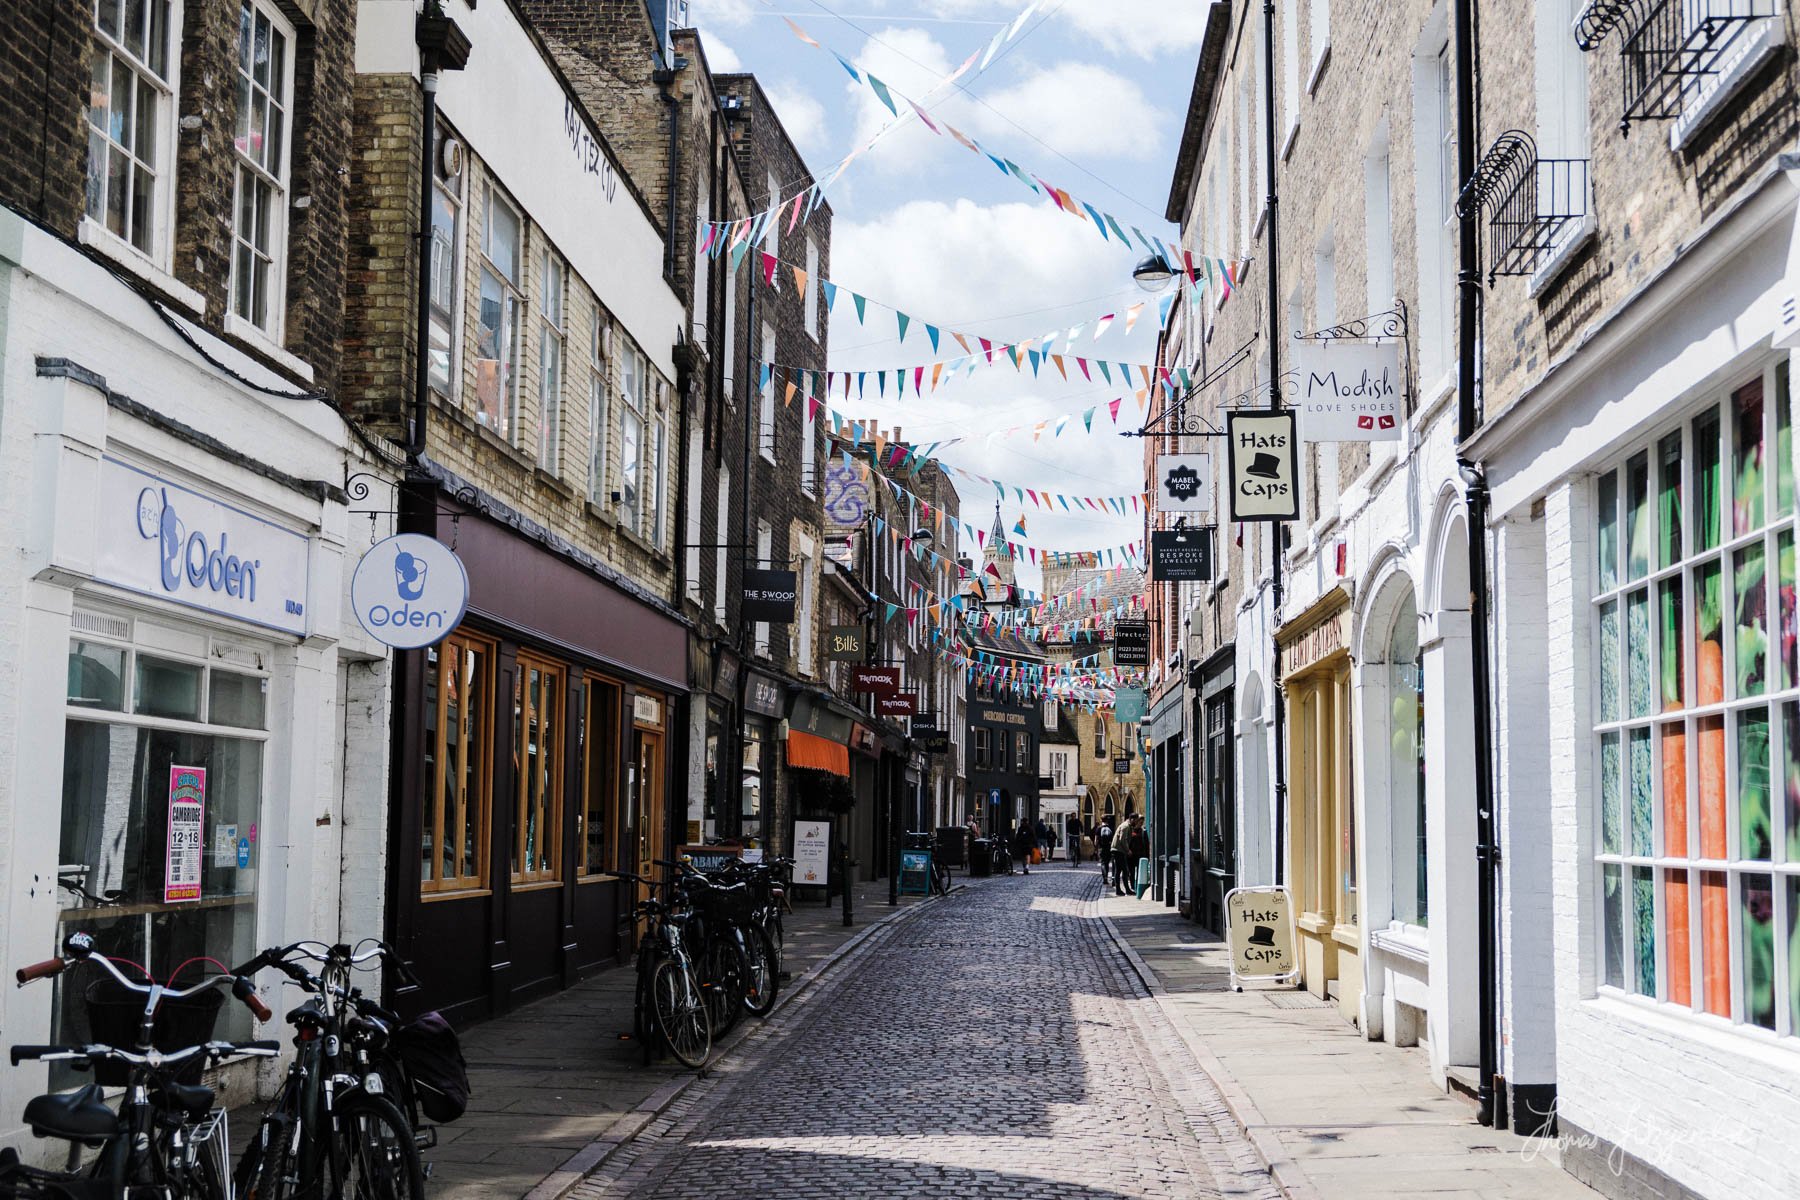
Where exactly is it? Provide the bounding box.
[1132,253,1176,293]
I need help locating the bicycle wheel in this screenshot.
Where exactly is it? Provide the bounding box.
[327,1094,423,1200]
[651,960,711,1069]
[741,928,780,1017]
[700,937,746,1038]
[235,1108,295,1200]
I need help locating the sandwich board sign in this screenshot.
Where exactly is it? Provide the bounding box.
[1223,885,1299,991]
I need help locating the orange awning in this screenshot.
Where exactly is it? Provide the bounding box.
[786,729,850,777]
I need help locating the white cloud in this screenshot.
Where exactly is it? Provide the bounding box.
[691,0,758,29]
[917,0,1216,59]
[828,197,1157,582]
[698,31,742,73]
[844,28,961,175]
[973,62,1163,160]
[763,80,829,159]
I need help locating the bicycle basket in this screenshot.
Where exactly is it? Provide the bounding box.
[81,978,223,1086]
[392,1012,470,1124]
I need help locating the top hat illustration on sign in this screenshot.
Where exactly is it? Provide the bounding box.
[1246,452,1284,480]
[1247,925,1278,948]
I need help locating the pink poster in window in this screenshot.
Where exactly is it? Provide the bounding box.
[165,766,207,903]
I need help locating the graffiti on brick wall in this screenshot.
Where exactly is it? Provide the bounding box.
[823,463,868,525]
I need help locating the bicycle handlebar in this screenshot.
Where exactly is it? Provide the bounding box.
[9,1039,282,1068]
[15,958,65,984]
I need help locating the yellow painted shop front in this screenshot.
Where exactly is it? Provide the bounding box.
[1277,589,1362,1023]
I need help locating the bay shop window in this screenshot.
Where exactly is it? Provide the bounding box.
[1592,363,1798,1038]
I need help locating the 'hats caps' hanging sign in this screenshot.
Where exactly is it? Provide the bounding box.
[1112,619,1150,667]
[1153,453,1212,513]
[1150,528,1213,582]
[1290,340,1403,441]
[351,533,470,649]
[1227,410,1301,522]
[742,569,799,623]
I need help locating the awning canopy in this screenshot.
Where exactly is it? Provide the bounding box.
[787,729,850,777]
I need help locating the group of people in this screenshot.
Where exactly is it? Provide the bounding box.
[962,812,1150,893]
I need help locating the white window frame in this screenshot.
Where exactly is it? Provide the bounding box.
[754,520,774,656]
[797,535,817,676]
[693,189,712,341]
[1308,0,1331,90]
[765,170,780,257]
[1410,21,1456,388]
[85,0,181,272]
[685,423,704,600]
[1589,360,1799,1041]
[538,250,566,472]
[649,397,667,548]
[1282,0,1301,151]
[723,269,738,397]
[714,467,731,624]
[804,236,819,338]
[588,314,609,504]
[428,127,466,401]
[227,0,296,340]
[618,341,645,531]
[476,185,526,443]
[759,322,777,461]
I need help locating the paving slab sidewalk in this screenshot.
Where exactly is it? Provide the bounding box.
[1099,890,1602,1200]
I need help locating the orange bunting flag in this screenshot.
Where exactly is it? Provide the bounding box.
[931,362,945,390]
[953,332,974,354]
[783,17,821,46]
[793,265,809,297]
[1051,354,1067,380]
[1124,302,1145,333]
[783,381,797,408]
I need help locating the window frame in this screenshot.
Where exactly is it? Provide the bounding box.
[538,249,566,472]
[512,652,566,886]
[588,313,609,504]
[228,0,297,338]
[618,340,646,531]
[476,184,526,443]
[422,630,495,897]
[85,0,181,267]
[428,125,467,402]
[578,676,622,879]
[1589,359,1798,1040]
[759,322,777,461]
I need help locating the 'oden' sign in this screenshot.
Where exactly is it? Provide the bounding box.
[1291,340,1403,441]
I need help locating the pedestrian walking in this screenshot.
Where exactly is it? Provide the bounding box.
[1035,817,1054,863]
[1011,819,1037,875]
[1115,817,1141,897]
[1096,820,1115,883]
[1066,814,1084,866]
[1128,819,1151,898]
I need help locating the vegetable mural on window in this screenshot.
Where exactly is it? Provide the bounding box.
[1593,363,1799,1037]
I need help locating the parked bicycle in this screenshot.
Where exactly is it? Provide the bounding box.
[2,931,277,1200]
[714,855,793,1017]
[613,869,712,1069]
[231,941,430,1200]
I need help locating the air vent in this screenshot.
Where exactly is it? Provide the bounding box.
[1775,293,1800,350]
[71,608,131,641]
[211,640,266,670]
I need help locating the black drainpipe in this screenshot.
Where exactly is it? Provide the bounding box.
[1260,0,1288,886]
[410,9,469,459]
[1453,0,1501,1131]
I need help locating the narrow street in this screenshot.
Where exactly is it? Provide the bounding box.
[571,867,1280,1200]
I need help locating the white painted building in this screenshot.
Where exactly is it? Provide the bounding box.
[0,212,395,1145]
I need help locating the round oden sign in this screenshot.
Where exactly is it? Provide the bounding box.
[350,533,470,649]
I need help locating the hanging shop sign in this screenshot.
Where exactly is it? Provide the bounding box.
[742,569,799,623]
[1291,339,1403,442]
[1112,755,1131,775]
[825,624,867,661]
[1226,411,1301,522]
[633,693,663,728]
[98,456,311,636]
[1113,686,1147,725]
[876,692,917,717]
[164,766,207,903]
[1224,885,1299,988]
[1113,620,1150,667]
[744,671,787,718]
[1153,453,1213,513]
[790,694,854,743]
[913,726,950,754]
[1150,528,1213,582]
[350,533,470,649]
[794,820,832,886]
[712,646,742,699]
[851,665,901,694]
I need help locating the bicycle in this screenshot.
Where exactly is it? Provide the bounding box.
[231,941,426,1200]
[713,856,792,1017]
[3,931,277,1200]
[613,870,711,1069]
[670,862,754,1038]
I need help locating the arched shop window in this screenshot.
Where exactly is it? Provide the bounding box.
[1388,590,1426,927]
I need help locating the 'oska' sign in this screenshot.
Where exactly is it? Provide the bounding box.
[350,534,470,649]
[1227,410,1301,522]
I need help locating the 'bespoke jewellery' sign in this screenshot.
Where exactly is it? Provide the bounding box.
[1227,410,1301,522]
[351,533,470,649]
[1291,339,1403,441]
[742,569,798,623]
[1150,528,1213,582]
[1153,453,1212,513]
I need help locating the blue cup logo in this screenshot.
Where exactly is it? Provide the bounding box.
[394,550,428,601]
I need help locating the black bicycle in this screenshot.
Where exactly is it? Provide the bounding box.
[231,942,425,1200]
[614,870,712,1069]
[671,864,754,1040]
[3,932,277,1200]
[714,856,792,1017]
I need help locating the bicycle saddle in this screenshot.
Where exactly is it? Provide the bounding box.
[151,1078,215,1119]
[23,1083,119,1146]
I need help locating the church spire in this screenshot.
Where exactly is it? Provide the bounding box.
[982,501,1015,588]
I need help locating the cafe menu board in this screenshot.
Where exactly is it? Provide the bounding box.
[165,766,207,903]
[794,820,831,887]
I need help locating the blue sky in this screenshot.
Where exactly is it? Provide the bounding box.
[691,0,1213,590]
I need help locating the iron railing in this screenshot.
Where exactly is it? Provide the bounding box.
[1576,0,1777,133]
[1457,132,1591,283]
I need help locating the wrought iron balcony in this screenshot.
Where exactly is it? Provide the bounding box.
[1457,132,1591,284]
[1576,0,1778,133]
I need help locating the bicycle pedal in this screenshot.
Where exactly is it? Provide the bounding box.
[421,1162,435,1180]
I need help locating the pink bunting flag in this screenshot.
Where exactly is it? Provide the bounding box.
[788,192,805,233]
[910,102,941,134]
[1076,358,1091,381]
[783,16,821,47]
[761,252,778,287]
[1108,397,1122,423]
[1093,315,1115,340]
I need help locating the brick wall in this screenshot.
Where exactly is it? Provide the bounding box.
[341,73,420,430]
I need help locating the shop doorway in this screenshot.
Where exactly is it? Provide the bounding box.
[629,728,665,918]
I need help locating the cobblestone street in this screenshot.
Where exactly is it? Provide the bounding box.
[572,866,1281,1200]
